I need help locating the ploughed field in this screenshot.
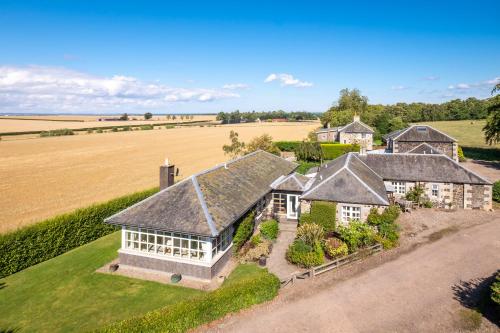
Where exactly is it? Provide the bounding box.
[0,114,216,133]
[0,121,319,233]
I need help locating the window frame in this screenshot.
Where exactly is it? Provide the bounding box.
[431,183,439,197]
[341,205,361,222]
[391,181,406,194]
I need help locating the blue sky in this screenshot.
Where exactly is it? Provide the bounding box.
[0,0,499,114]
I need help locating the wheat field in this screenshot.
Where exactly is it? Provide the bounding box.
[0,122,319,233]
[0,115,216,133]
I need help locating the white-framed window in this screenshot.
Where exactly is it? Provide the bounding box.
[273,193,287,214]
[341,206,361,222]
[391,181,406,194]
[211,227,232,258]
[123,227,220,263]
[431,184,439,197]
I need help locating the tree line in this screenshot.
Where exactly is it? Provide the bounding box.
[216,110,318,124]
[321,88,499,140]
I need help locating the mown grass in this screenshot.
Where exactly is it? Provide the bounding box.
[0,232,203,333]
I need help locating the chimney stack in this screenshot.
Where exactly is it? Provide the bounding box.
[353,114,360,122]
[160,158,175,190]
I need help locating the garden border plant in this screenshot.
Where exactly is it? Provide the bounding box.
[0,187,158,278]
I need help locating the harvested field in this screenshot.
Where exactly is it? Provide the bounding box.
[0,114,216,133]
[0,121,319,233]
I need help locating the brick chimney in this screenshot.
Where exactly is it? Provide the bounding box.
[159,158,175,190]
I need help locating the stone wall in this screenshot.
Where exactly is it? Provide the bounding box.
[464,184,492,210]
[395,141,456,161]
[452,184,464,209]
[119,246,232,280]
[317,130,338,142]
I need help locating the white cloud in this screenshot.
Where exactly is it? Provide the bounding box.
[0,65,239,113]
[264,73,313,88]
[448,77,499,90]
[391,85,409,91]
[222,83,249,90]
[423,76,440,81]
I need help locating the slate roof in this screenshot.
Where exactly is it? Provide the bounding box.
[340,120,374,133]
[105,150,298,236]
[315,120,373,134]
[358,154,491,185]
[406,142,442,155]
[301,153,389,206]
[271,172,313,192]
[384,125,456,142]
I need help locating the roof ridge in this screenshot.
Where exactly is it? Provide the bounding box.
[191,176,218,236]
[411,124,457,142]
[345,168,389,205]
[391,125,414,141]
[350,153,384,180]
[301,155,349,197]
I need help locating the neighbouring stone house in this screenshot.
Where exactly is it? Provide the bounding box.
[106,149,492,280]
[383,125,458,161]
[316,115,374,150]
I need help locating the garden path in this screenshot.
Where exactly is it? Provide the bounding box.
[266,219,303,280]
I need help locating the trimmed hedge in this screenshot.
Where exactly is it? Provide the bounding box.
[274,141,301,152]
[0,187,158,278]
[320,143,360,160]
[300,201,336,233]
[259,219,279,240]
[493,181,500,203]
[99,266,280,333]
[232,211,255,252]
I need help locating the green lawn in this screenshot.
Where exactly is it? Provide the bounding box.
[417,120,499,149]
[0,232,203,333]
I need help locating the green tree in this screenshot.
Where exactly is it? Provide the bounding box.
[484,84,500,145]
[245,134,281,156]
[119,113,129,121]
[321,89,368,127]
[222,130,245,158]
[144,112,153,120]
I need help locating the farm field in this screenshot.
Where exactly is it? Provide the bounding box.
[0,121,319,233]
[417,120,499,149]
[0,114,216,133]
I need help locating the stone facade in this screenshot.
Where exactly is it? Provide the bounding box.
[464,184,492,210]
[119,245,232,280]
[338,132,373,150]
[299,199,385,224]
[394,141,458,161]
[317,129,338,142]
[452,184,464,209]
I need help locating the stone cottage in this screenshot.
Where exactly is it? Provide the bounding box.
[316,115,374,150]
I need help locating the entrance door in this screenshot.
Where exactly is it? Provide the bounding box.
[286,195,299,219]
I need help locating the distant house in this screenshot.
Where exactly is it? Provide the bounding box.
[105,149,492,280]
[316,115,374,150]
[383,125,458,161]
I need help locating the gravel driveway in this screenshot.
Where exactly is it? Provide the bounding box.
[197,211,500,333]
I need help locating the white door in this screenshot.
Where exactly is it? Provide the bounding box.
[286,195,299,219]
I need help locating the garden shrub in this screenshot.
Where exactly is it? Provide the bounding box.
[405,185,425,205]
[259,219,279,240]
[242,240,271,262]
[100,265,280,333]
[274,141,301,152]
[320,143,360,160]
[337,221,376,253]
[309,201,336,232]
[493,181,500,203]
[294,141,323,162]
[295,161,320,175]
[299,212,313,225]
[491,272,500,305]
[322,237,348,259]
[0,187,158,278]
[296,223,324,246]
[250,234,262,247]
[366,205,400,248]
[286,240,324,268]
[457,146,466,162]
[232,211,255,252]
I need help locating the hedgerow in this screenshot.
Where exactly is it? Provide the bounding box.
[0,187,158,278]
[299,201,336,232]
[320,143,359,160]
[99,265,280,333]
[493,181,500,203]
[274,141,301,152]
[232,211,255,252]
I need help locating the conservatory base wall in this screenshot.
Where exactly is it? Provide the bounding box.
[118,246,232,280]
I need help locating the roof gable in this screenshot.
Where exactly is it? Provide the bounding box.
[406,142,442,155]
[340,120,374,134]
[392,125,456,142]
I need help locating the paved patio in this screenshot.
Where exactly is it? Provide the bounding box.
[266,219,303,280]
